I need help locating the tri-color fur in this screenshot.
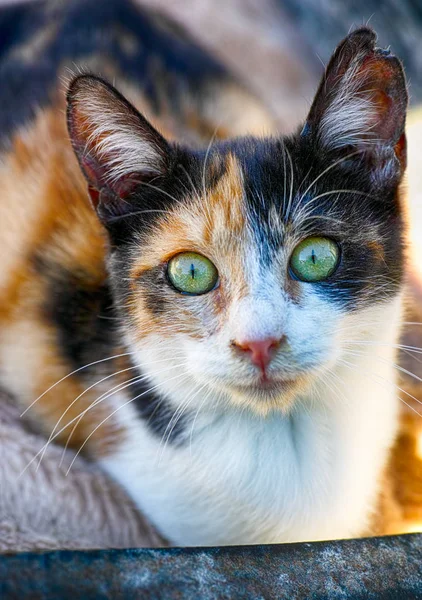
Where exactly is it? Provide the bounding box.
[0,0,420,545]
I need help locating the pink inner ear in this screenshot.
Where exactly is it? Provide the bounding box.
[66,84,143,201]
[78,143,143,202]
[80,153,106,192]
[356,56,404,142]
[88,186,100,209]
[67,75,172,222]
[110,172,145,199]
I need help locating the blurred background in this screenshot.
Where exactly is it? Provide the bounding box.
[3,0,421,121]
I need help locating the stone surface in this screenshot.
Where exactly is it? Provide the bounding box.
[1,534,421,599]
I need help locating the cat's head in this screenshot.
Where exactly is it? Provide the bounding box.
[67,28,407,416]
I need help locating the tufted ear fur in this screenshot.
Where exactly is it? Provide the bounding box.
[304,28,407,187]
[67,75,172,223]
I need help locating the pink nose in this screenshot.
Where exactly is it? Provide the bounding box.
[233,337,281,373]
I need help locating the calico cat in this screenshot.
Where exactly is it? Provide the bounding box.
[0,0,416,546]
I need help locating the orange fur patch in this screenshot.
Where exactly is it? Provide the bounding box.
[370,287,422,535]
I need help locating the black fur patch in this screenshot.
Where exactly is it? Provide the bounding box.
[33,255,117,369]
[100,151,205,246]
[126,365,188,446]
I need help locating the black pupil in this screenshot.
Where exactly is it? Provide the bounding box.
[190,263,195,279]
[311,249,316,264]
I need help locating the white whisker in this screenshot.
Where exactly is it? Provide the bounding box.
[338,356,422,418]
[341,350,422,406]
[284,144,295,221]
[38,363,141,470]
[157,380,209,463]
[65,370,190,476]
[297,150,364,207]
[57,359,189,462]
[20,360,188,477]
[20,351,136,417]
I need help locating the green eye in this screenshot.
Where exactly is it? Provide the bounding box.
[290,237,340,282]
[167,252,219,295]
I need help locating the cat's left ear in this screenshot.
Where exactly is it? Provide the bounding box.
[67,75,172,223]
[303,27,407,186]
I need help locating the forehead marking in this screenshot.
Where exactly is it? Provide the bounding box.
[204,152,245,239]
[204,153,251,300]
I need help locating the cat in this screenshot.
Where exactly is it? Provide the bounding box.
[0,0,415,546]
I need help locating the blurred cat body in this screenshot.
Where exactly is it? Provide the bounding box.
[0,0,412,545]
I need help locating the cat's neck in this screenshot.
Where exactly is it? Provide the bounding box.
[101,298,402,545]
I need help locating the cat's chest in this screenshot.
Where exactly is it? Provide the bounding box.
[102,401,382,546]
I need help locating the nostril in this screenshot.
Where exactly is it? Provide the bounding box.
[231,336,284,371]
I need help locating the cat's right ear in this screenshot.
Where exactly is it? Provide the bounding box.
[303,28,407,188]
[67,75,171,224]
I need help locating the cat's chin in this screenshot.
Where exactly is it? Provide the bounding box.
[227,376,309,415]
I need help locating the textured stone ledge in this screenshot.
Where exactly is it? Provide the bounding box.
[1,533,421,599]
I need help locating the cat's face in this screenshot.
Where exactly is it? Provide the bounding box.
[67,28,407,415]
